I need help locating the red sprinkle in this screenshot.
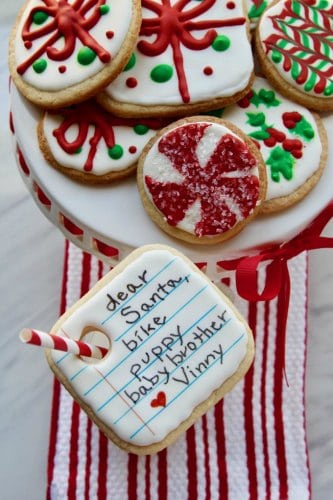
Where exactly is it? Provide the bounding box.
[58,65,67,73]
[203,66,213,76]
[129,146,137,154]
[227,1,235,8]
[106,30,114,39]
[126,77,138,88]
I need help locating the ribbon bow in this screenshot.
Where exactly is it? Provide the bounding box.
[219,201,333,382]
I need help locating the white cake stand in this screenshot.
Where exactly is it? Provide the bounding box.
[11,84,333,279]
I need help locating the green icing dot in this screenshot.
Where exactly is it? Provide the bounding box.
[32,11,49,25]
[74,147,82,155]
[32,58,47,73]
[99,4,110,14]
[77,47,97,66]
[271,50,282,63]
[212,35,230,52]
[150,64,173,83]
[108,144,123,159]
[123,53,136,72]
[134,124,149,135]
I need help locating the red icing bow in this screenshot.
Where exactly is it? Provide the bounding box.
[219,201,333,381]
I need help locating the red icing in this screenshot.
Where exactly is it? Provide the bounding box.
[126,77,138,88]
[145,123,260,237]
[34,182,51,207]
[17,0,111,76]
[282,138,303,157]
[203,66,213,75]
[129,145,137,154]
[237,90,253,108]
[150,391,166,408]
[9,112,15,134]
[106,30,114,39]
[58,65,66,73]
[264,127,286,147]
[24,41,32,49]
[282,111,302,128]
[226,1,236,8]
[138,0,246,103]
[52,101,164,172]
[262,0,333,94]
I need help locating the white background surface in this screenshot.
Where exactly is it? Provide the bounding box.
[1,2,332,499]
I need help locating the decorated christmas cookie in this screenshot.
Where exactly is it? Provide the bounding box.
[246,0,273,28]
[9,0,141,108]
[38,101,166,183]
[46,245,254,454]
[255,0,333,111]
[137,117,267,244]
[98,0,254,118]
[223,77,327,213]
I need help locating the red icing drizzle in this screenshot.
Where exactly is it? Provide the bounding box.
[17,0,111,75]
[145,123,260,237]
[262,0,333,94]
[17,147,30,176]
[52,101,165,172]
[138,0,246,103]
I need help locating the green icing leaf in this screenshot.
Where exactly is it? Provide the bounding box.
[249,130,270,140]
[246,112,266,126]
[250,88,280,108]
[248,0,268,20]
[267,147,295,182]
[290,116,315,140]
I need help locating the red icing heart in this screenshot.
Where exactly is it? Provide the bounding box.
[150,391,167,408]
[282,111,302,129]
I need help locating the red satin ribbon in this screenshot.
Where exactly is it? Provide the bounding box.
[219,201,333,382]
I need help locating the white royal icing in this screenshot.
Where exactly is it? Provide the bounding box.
[14,0,133,91]
[258,0,333,98]
[42,107,158,175]
[50,248,249,447]
[142,122,260,235]
[104,0,253,106]
[223,77,323,200]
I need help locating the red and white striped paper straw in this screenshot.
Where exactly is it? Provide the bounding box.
[20,328,108,360]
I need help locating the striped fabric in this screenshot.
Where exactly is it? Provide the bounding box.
[47,242,310,500]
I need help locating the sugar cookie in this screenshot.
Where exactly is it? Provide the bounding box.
[223,76,327,213]
[46,244,254,454]
[9,0,141,108]
[98,0,254,118]
[137,117,267,244]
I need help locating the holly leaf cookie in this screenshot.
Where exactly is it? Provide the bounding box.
[223,77,328,213]
[9,0,142,108]
[98,0,254,118]
[46,244,254,454]
[255,0,333,111]
[137,117,267,244]
[38,100,167,183]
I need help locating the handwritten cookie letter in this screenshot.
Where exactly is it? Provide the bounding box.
[48,245,253,454]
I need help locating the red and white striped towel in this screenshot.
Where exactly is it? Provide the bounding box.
[47,241,310,500]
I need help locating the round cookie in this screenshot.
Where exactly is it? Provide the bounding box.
[9,0,141,108]
[137,117,267,245]
[222,76,328,213]
[38,100,166,183]
[255,0,333,111]
[46,244,254,454]
[98,0,254,118]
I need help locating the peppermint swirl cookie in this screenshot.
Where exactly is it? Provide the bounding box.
[9,0,141,108]
[137,117,267,244]
[255,0,333,111]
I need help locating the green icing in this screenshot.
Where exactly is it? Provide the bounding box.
[99,5,110,15]
[206,108,224,118]
[248,0,268,19]
[290,116,315,140]
[134,124,149,135]
[324,83,333,96]
[246,112,266,126]
[123,53,136,72]
[267,147,295,182]
[212,35,230,52]
[77,47,97,66]
[150,64,173,83]
[74,147,82,155]
[271,50,282,63]
[32,58,47,73]
[250,88,280,108]
[108,145,123,159]
[32,11,49,25]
